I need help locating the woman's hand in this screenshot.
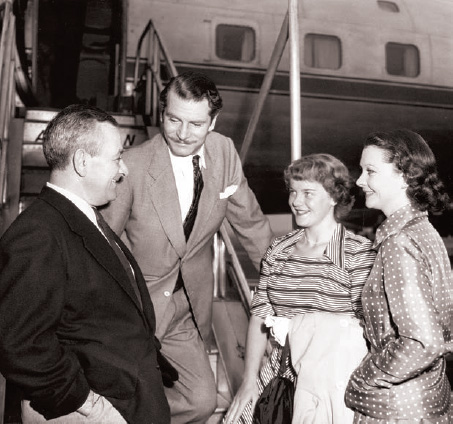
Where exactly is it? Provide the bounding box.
[223,378,259,424]
[223,315,269,423]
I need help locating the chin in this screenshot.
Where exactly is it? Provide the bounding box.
[294,218,308,227]
[365,198,376,210]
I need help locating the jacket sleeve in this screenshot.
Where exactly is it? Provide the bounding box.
[223,137,274,271]
[0,218,90,419]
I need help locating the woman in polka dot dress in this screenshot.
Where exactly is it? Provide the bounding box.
[345,129,453,423]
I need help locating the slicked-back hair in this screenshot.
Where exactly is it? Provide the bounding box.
[43,104,118,171]
[364,129,449,213]
[159,71,223,119]
[284,153,355,220]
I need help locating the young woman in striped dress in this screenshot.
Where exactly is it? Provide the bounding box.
[224,153,376,424]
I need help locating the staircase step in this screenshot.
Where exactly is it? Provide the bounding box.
[22,120,149,147]
[25,108,143,128]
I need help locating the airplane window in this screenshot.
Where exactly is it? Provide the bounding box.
[386,43,420,77]
[304,34,341,70]
[216,25,256,62]
[377,1,399,12]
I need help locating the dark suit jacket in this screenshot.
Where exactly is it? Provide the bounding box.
[0,187,170,423]
[102,131,274,340]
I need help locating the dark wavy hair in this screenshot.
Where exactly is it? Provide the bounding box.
[284,153,354,220]
[159,71,223,119]
[364,129,449,212]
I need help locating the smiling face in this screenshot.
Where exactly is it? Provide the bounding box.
[161,89,217,157]
[84,122,128,207]
[288,179,336,229]
[357,145,410,217]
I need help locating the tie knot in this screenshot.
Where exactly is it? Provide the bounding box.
[192,155,200,170]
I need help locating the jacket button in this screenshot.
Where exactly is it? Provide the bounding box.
[164,291,171,297]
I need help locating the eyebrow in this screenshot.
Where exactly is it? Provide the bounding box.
[166,111,207,125]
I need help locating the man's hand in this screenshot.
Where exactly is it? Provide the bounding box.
[156,349,179,388]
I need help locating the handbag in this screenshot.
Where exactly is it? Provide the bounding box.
[253,336,295,424]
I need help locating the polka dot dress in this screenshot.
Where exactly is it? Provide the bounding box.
[345,204,453,423]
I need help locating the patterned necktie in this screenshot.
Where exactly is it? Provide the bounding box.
[173,155,204,293]
[93,208,143,309]
[183,155,204,241]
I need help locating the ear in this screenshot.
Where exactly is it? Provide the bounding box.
[399,173,408,190]
[208,114,218,132]
[73,149,88,177]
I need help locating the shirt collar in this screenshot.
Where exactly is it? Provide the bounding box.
[168,145,206,169]
[295,223,345,269]
[373,203,427,248]
[47,182,98,226]
[324,223,346,269]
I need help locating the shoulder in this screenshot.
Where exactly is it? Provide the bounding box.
[123,133,164,159]
[265,229,301,257]
[1,199,63,247]
[381,224,426,261]
[344,229,374,252]
[343,228,376,267]
[205,131,235,152]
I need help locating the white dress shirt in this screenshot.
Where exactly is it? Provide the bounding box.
[168,147,206,222]
[47,182,100,229]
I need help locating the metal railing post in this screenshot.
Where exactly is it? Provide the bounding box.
[151,31,160,125]
[239,12,289,163]
[132,19,178,119]
[31,0,39,92]
[289,0,302,160]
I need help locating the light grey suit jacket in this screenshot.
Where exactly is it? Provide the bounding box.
[102,131,274,340]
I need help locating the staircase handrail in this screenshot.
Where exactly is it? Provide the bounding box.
[0,0,17,209]
[0,2,15,419]
[218,221,253,310]
[133,19,177,119]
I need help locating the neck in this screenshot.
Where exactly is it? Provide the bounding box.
[304,221,337,246]
[383,198,411,218]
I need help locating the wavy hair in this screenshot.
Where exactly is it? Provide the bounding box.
[159,71,223,119]
[364,129,449,212]
[284,153,355,220]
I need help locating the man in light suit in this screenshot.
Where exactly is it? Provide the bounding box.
[102,71,274,423]
[0,104,175,423]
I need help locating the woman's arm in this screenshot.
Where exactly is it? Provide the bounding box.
[352,232,445,388]
[223,315,268,424]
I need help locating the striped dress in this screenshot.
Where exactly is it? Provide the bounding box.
[239,223,376,423]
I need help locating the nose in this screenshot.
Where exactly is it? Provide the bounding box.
[177,123,190,141]
[356,171,365,187]
[119,158,129,177]
[291,191,304,207]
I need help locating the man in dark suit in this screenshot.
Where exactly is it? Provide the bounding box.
[102,72,275,423]
[0,104,174,423]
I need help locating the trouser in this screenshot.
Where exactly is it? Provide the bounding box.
[157,287,217,424]
[21,395,126,423]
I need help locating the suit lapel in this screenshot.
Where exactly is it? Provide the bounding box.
[146,136,187,257]
[187,135,221,247]
[40,187,145,313]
